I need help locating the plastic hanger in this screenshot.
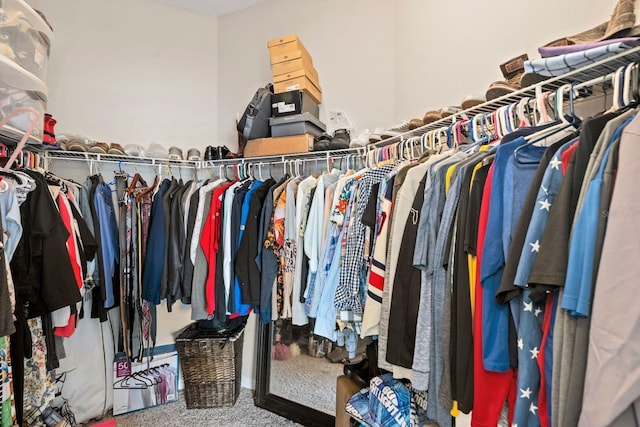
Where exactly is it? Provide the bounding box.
[498,106,508,135]
[535,91,552,124]
[622,63,632,107]
[257,162,264,181]
[447,121,457,148]
[612,65,624,111]
[470,114,481,144]
[621,62,639,108]
[628,62,640,106]
[113,373,149,390]
[503,104,515,134]
[435,126,449,152]
[457,119,470,148]
[507,103,517,131]
[517,97,531,127]
[515,83,580,164]
[632,62,640,105]
[412,136,421,158]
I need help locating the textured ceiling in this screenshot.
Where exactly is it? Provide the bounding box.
[159,0,269,16]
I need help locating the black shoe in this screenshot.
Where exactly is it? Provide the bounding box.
[343,356,370,388]
[314,133,331,151]
[326,346,349,363]
[330,129,350,150]
[218,145,231,159]
[204,145,215,161]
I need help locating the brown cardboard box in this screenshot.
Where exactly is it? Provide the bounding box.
[274,68,320,92]
[267,34,300,48]
[267,34,311,59]
[244,134,314,157]
[271,55,314,77]
[336,375,362,427]
[270,48,313,66]
[274,76,322,104]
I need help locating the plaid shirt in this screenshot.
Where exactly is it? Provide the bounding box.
[305,177,357,318]
[335,165,395,317]
[524,40,639,77]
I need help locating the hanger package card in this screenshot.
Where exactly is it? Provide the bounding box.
[112,351,179,415]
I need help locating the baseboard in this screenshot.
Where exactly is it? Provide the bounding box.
[178,375,252,391]
[241,375,253,390]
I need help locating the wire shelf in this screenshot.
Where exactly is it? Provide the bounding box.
[44,150,199,167]
[371,44,640,147]
[42,44,640,167]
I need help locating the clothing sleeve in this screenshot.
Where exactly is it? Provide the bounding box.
[464,163,491,256]
[361,183,379,229]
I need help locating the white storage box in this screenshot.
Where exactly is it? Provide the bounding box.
[0,52,46,143]
[0,0,52,82]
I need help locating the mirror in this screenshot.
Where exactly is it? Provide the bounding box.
[254,319,345,426]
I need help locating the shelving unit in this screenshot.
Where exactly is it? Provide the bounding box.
[43,44,640,171]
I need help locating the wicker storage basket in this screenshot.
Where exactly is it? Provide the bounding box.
[176,324,244,408]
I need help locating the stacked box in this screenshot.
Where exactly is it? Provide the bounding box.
[244,134,315,157]
[268,34,322,104]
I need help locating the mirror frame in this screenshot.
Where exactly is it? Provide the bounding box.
[254,321,336,427]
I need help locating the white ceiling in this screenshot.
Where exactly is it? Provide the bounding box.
[159,0,269,16]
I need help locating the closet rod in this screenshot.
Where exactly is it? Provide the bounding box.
[370,45,640,149]
[198,145,367,168]
[43,148,367,176]
[44,143,367,169]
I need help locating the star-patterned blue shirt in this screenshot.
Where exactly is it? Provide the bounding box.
[514,140,577,287]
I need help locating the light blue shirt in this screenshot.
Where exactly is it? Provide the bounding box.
[0,185,22,261]
[562,118,631,317]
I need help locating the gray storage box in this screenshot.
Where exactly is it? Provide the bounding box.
[269,112,326,137]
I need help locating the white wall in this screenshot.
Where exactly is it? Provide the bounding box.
[393,0,620,120]
[218,0,619,150]
[26,0,218,152]
[25,0,222,383]
[217,0,397,150]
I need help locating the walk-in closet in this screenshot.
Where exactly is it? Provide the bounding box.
[1,1,639,426]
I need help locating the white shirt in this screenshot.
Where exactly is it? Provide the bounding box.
[292,175,317,325]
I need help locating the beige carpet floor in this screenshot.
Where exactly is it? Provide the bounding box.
[93,388,302,427]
